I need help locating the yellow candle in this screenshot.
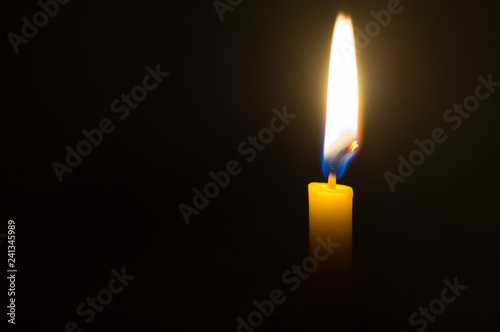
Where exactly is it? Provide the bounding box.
[308,13,358,297]
[308,183,352,271]
[308,182,353,328]
[308,16,358,328]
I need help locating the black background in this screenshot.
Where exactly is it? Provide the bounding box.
[2,0,500,331]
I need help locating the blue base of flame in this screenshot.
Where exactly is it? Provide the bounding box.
[322,150,356,180]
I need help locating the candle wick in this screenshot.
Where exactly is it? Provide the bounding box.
[327,141,358,190]
[327,164,337,190]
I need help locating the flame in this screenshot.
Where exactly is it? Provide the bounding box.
[322,15,359,179]
[348,140,358,152]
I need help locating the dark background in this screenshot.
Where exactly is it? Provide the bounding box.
[2,0,500,331]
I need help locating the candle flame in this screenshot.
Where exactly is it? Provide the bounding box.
[323,15,359,179]
[348,140,358,153]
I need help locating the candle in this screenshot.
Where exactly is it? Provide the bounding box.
[308,14,359,327]
[308,182,353,269]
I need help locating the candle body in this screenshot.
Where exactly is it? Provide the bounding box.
[308,182,352,269]
[308,183,352,328]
